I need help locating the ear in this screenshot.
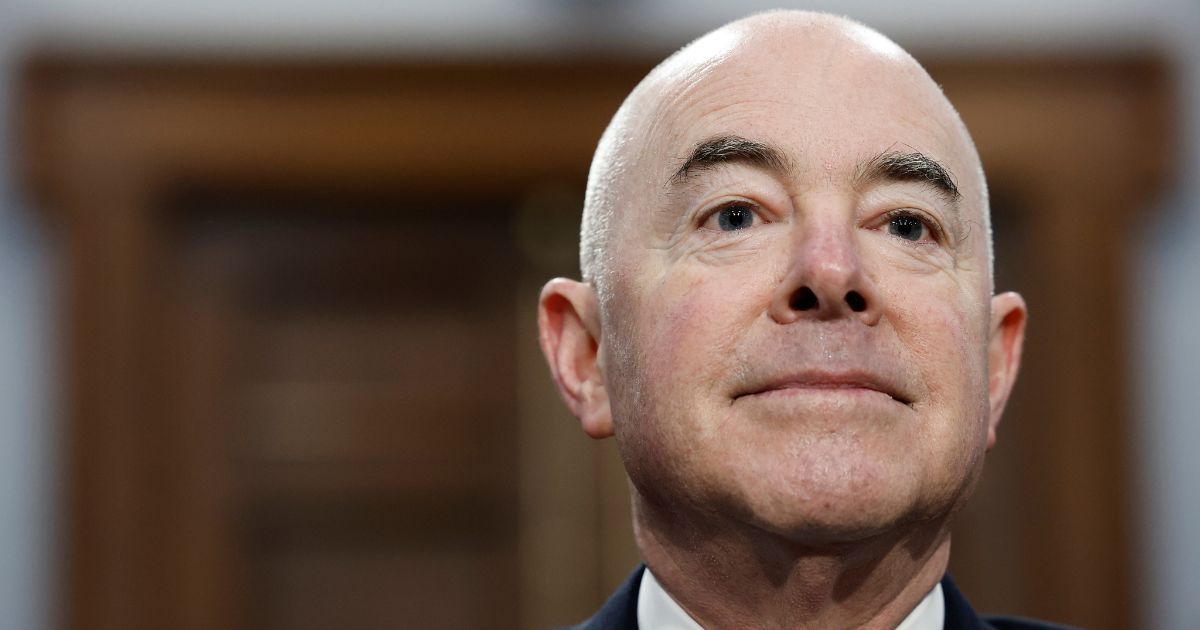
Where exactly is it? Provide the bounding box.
[985,291,1027,451]
[537,278,613,439]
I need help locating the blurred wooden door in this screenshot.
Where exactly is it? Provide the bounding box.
[21,58,646,630]
[20,54,1170,630]
[178,202,520,630]
[929,57,1172,630]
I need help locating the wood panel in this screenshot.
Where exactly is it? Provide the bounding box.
[931,57,1171,630]
[206,210,519,630]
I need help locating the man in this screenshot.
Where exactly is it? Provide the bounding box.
[538,10,1064,629]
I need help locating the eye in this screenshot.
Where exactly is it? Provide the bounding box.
[888,215,925,241]
[703,202,760,232]
[883,210,939,243]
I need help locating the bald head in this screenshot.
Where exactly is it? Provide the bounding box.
[540,15,1029,620]
[540,14,1030,602]
[581,11,989,302]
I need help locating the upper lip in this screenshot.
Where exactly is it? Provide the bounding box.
[735,370,914,407]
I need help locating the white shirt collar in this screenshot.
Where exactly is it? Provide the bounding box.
[636,567,945,630]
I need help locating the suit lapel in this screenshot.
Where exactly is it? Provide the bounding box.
[568,565,644,630]
[941,573,993,630]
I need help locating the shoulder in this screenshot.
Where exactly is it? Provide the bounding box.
[980,616,1080,630]
[560,565,644,630]
[943,574,1080,630]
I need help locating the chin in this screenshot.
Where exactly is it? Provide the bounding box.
[618,394,984,550]
[710,440,962,547]
[724,482,921,547]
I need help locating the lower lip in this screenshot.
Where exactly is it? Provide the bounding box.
[740,386,902,405]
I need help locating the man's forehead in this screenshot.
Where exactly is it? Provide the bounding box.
[649,95,967,196]
[639,27,965,177]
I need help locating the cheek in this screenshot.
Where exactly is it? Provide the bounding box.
[611,269,772,503]
[611,266,769,444]
[890,284,991,454]
[643,270,762,386]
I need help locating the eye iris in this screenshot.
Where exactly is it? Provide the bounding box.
[888,215,924,241]
[717,205,753,231]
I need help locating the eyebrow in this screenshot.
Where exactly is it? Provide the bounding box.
[670,137,962,206]
[670,134,791,185]
[855,150,962,202]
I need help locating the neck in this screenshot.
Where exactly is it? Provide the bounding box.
[633,495,952,630]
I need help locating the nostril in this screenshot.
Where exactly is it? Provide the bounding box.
[845,291,867,312]
[791,287,819,311]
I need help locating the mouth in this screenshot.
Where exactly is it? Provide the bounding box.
[734,370,914,408]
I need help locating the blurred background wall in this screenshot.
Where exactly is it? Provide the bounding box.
[0,1,1197,629]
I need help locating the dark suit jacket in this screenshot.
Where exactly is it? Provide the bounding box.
[566,565,1078,630]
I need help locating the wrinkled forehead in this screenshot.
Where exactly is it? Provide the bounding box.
[632,21,981,207]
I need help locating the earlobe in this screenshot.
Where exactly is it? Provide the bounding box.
[537,278,614,439]
[985,291,1027,450]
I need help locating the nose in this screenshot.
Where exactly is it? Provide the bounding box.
[768,222,882,326]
